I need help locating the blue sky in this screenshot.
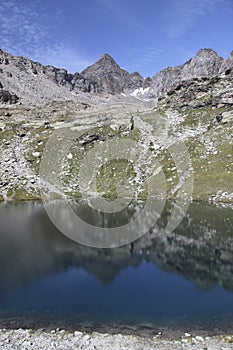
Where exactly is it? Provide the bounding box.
[0,0,233,77]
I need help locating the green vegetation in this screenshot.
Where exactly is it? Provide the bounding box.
[13,188,40,201]
[96,159,137,200]
[0,102,232,203]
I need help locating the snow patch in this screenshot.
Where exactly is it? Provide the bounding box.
[131,87,150,97]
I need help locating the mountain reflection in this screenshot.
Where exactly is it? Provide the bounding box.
[0,201,232,294]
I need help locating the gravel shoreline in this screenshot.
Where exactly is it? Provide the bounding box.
[1,328,233,350]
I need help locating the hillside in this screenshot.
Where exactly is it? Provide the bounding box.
[0,48,232,203]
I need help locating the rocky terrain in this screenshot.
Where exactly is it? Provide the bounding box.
[1,328,233,350]
[0,47,232,203]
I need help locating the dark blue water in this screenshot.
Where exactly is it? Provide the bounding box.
[0,201,233,335]
[2,264,233,318]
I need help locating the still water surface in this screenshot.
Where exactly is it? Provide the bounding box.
[0,200,232,335]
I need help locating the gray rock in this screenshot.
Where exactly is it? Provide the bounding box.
[149,49,224,101]
[220,51,233,73]
[0,89,19,104]
[81,53,145,94]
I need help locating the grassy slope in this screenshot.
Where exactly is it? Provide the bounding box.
[0,102,232,202]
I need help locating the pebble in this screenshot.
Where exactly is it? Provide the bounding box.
[74,331,83,337]
[181,338,189,343]
[195,336,204,342]
[32,151,40,158]
[67,153,73,159]
[0,328,232,350]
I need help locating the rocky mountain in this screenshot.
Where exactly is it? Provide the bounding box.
[0,49,80,104]
[81,53,146,94]
[220,50,233,73]
[1,47,232,106]
[0,49,145,104]
[133,48,233,103]
[149,49,223,98]
[0,47,232,203]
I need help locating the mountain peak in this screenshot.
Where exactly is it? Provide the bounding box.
[99,53,116,62]
[197,48,218,54]
[81,53,119,76]
[80,53,144,94]
[195,48,222,59]
[184,48,224,74]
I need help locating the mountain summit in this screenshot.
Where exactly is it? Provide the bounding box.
[82,53,118,75]
[81,53,145,94]
[149,48,226,99]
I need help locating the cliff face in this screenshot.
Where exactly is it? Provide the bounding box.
[0,47,232,105]
[220,50,233,73]
[149,49,224,99]
[0,49,80,104]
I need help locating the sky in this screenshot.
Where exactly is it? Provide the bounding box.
[0,0,233,77]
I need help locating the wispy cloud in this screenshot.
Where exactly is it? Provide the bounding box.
[94,0,144,32]
[34,44,94,73]
[164,0,233,38]
[128,46,167,74]
[129,44,197,77]
[0,0,93,72]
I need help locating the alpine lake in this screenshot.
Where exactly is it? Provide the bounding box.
[0,199,232,339]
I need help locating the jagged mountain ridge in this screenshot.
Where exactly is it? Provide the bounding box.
[0,49,146,104]
[0,48,232,105]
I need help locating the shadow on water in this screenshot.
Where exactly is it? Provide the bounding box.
[0,200,232,336]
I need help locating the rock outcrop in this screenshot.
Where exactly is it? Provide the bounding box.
[0,88,18,104]
[220,50,233,73]
[158,69,233,110]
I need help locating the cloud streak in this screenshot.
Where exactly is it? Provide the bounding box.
[94,0,145,32]
[0,0,93,72]
[127,46,167,76]
[128,44,197,77]
[35,44,94,73]
[164,0,233,38]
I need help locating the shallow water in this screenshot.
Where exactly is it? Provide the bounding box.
[0,200,232,336]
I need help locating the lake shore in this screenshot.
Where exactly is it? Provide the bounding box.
[1,328,233,349]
